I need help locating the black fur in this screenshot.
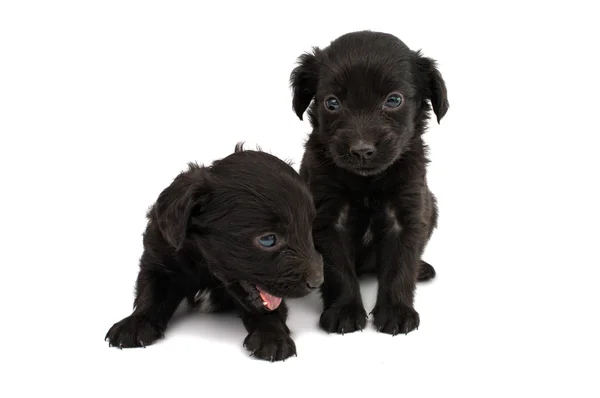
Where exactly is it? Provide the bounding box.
[290,31,448,335]
[106,144,324,361]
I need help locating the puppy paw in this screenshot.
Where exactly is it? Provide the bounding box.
[372,304,420,335]
[320,302,367,334]
[418,260,436,281]
[244,327,296,362]
[105,315,163,349]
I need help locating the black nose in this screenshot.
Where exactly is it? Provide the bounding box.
[306,278,323,289]
[350,142,376,160]
[306,272,324,289]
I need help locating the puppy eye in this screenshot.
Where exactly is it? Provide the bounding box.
[257,234,277,248]
[383,94,403,109]
[324,97,340,111]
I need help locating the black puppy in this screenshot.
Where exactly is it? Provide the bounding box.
[106,144,324,361]
[290,31,448,335]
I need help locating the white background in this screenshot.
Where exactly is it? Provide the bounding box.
[1,1,599,397]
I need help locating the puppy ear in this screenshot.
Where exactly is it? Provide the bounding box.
[154,163,211,251]
[415,53,449,123]
[290,50,320,120]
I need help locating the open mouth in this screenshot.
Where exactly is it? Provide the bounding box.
[256,286,282,310]
[236,281,284,312]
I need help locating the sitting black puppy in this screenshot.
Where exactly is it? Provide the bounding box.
[105,144,324,361]
[290,31,448,335]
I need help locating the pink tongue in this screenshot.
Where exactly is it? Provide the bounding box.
[257,287,282,310]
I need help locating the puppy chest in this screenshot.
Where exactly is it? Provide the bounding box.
[335,197,401,245]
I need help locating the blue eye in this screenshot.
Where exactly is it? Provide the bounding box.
[325,97,340,111]
[384,94,403,109]
[257,234,277,248]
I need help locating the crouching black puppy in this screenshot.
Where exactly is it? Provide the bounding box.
[106,144,324,361]
[290,31,448,335]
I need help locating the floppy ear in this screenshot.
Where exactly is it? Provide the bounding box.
[154,163,211,251]
[290,50,320,120]
[415,53,449,123]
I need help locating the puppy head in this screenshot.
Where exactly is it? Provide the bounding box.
[290,30,449,176]
[153,144,323,312]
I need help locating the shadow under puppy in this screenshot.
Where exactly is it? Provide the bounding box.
[106,144,324,361]
[290,31,449,335]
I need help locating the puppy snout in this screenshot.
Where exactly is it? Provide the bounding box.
[306,256,324,289]
[306,273,324,289]
[349,141,376,160]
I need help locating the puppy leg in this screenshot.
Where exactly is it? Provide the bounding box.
[371,204,424,335]
[419,190,438,282]
[316,203,367,334]
[241,302,297,362]
[106,262,185,348]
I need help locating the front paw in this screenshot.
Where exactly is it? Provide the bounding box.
[105,315,163,348]
[320,302,367,334]
[372,304,420,335]
[244,327,296,362]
